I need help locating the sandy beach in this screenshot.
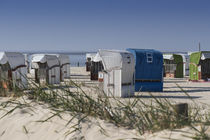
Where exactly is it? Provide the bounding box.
[0,67,210,140]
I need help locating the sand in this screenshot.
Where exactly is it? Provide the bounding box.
[0,98,77,140]
[0,67,210,140]
[1,97,208,140]
[137,77,210,106]
[0,97,141,140]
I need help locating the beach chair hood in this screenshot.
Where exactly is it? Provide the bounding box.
[201,52,210,60]
[92,52,102,62]
[86,53,96,60]
[98,49,134,71]
[0,52,25,70]
[31,54,59,69]
[56,54,70,65]
[163,54,174,60]
[0,52,8,65]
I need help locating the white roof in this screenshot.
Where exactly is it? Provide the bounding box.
[31,54,46,63]
[31,54,59,68]
[92,52,102,62]
[0,52,25,69]
[47,54,70,65]
[86,53,96,60]
[99,49,134,71]
[0,52,8,65]
[56,54,70,65]
[201,52,210,60]
[163,54,174,60]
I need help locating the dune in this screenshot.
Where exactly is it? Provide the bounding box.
[0,97,141,140]
[0,67,210,140]
[0,97,209,140]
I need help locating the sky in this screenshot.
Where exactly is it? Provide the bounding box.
[0,0,210,52]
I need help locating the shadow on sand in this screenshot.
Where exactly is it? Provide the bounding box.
[135,95,201,99]
[70,74,90,79]
[163,87,210,93]
[164,80,187,83]
[41,85,74,90]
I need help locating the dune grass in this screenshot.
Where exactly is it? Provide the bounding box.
[0,78,210,139]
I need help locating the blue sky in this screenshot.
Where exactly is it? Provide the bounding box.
[0,0,210,52]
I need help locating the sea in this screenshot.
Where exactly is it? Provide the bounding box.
[25,51,96,67]
[24,51,189,67]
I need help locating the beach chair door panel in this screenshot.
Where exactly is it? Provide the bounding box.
[63,65,67,79]
[62,65,67,80]
[48,69,52,84]
[14,69,22,88]
[114,70,121,97]
[39,68,47,85]
[20,67,27,88]
[60,67,63,81]
[55,67,60,84]
[106,71,114,96]
[66,64,70,78]
[50,68,56,84]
